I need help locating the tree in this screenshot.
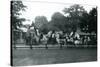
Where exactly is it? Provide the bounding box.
[63,4,86,17]
[50,12,67,31]
[63,4,86,31]
[80,12,90,33]
[80,7,97,33]
[51,12,65,20]
[11,1,26,30]
[88,8,97,33]
[34,16,48,28]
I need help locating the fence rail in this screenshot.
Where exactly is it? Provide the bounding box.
[12,42,97,49]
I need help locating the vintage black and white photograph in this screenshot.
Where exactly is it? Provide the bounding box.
[11,0,97,66]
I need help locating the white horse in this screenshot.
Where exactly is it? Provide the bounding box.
[55,32,66,45]
[40,34,48,44]
[72,32,81,45]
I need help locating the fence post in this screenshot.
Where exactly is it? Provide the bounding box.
[30,37,33,49]
[13,40,16,49]
[60,43,62,49]
[45,43,48,49]
[30,44,32,49]
[14,42,16,49]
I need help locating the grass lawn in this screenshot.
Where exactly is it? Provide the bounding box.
[12,48,97,66]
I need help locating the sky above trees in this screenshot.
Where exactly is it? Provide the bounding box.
[19,1,96,25]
